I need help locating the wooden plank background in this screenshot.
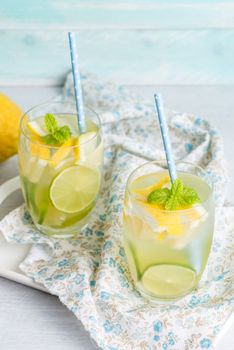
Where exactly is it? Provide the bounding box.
[0,0,233,85]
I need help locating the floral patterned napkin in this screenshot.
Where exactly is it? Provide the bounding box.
[0,73,233,350]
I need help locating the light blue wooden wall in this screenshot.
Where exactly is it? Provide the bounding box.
[0,0,233,85]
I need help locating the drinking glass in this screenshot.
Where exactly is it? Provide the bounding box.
[123,160,214,301]
[18,102,103,238]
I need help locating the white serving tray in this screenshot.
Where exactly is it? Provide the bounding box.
[0,176,48,293]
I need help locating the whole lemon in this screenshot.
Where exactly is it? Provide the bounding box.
[0,93,23,162]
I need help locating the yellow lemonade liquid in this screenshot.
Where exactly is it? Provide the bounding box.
[123,171,214,301]
[19,114,103,237]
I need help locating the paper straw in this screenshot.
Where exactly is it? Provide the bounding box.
[154,93,177,183]
[68,32,86,133]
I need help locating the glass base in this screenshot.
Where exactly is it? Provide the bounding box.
[136,283,197,304]
[34,214,91,238]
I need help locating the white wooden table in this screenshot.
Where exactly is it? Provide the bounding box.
[0,85,233,350]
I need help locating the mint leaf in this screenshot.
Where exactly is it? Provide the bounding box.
[53,125,71,143]
[147,188,170,205]
[44,114,57,134]
[165,178,183,210]
[165,195,179,210]
[171,178,184,197]
[42,134,59,145]
[181,186,200,205]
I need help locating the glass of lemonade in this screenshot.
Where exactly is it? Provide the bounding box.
[123,161,214,302]
[18,102,103,238]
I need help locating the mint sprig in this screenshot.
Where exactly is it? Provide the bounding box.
[44,113,58,133]
[147,178,200,210]
[42,114,71,145]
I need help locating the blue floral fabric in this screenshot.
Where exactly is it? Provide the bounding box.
[0,73,233,350]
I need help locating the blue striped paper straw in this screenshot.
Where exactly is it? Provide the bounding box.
[154,93,177,183]
[68,32,86,133]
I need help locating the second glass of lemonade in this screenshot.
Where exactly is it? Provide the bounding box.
[123,161,214,302]
[18,102,103,238]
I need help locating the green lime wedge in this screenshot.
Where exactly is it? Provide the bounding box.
[50,165,100,214]
[141,264,196,298]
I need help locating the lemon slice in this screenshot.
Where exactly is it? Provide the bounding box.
[28,120,47,137]
[79,131,97,161]
[76,131,103,169]
[30,142,50,160]
[141,264,196,298]
[49,138,79,167]
[50,165,100,213]
[134,174,170,198]
[136,200,183,235]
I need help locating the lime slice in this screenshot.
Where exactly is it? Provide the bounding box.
[50,165,100,213]
[141,264,196,298]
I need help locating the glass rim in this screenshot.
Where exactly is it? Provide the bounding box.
[126,160,214,215]
[19,101,102,149]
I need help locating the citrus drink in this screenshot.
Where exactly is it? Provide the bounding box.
[18,104,103,237]
[123,162,214,301]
